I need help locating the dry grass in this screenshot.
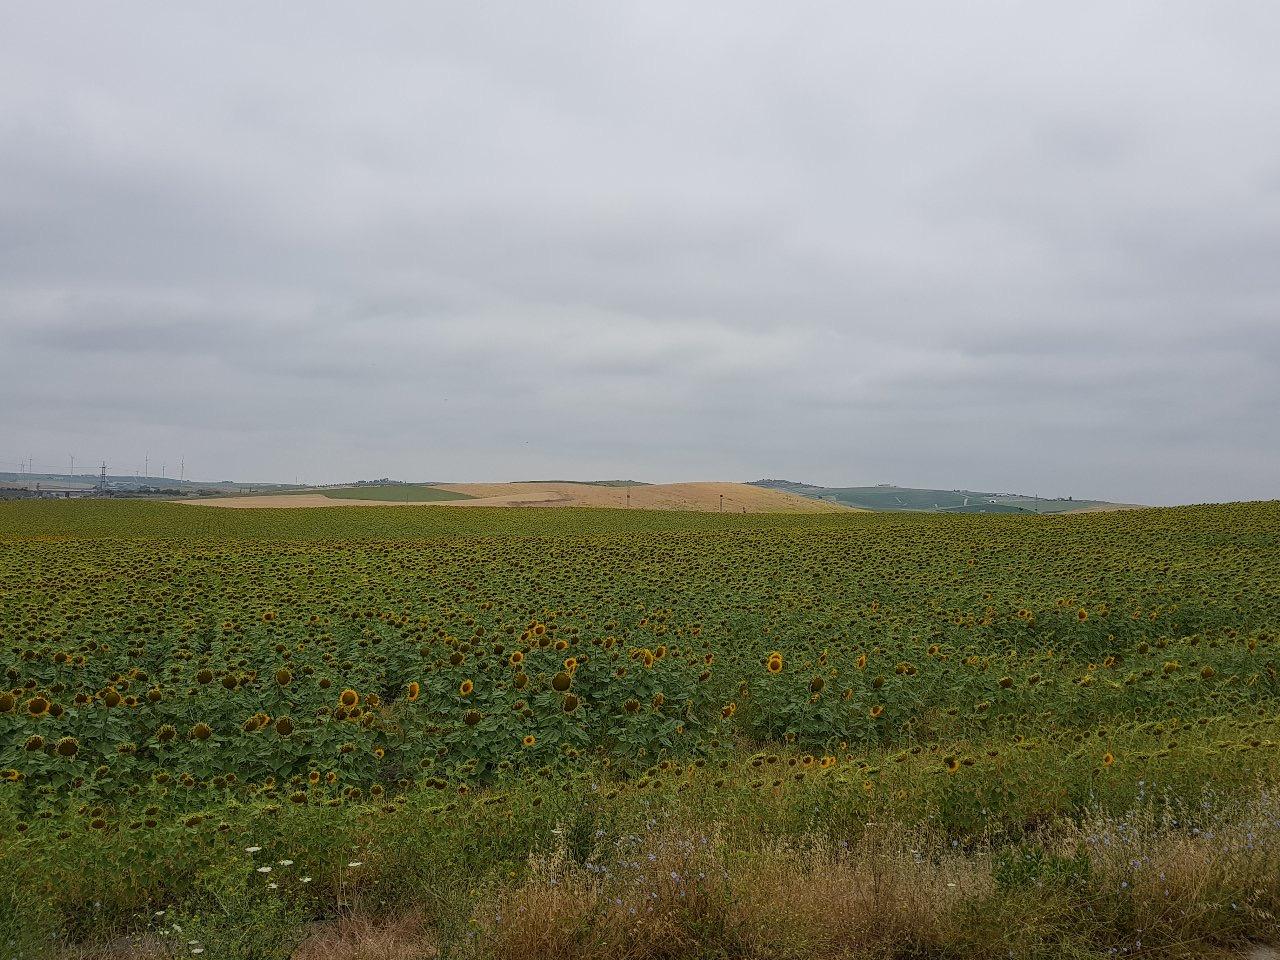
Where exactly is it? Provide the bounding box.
[51,800,1280,959]
[56,915,434,960]
[466,822,983,960]
[1057,792,1280,954]
[186,482,849,513]
[292,911,435,960]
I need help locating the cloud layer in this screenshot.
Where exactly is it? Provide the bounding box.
[3,2,1279,503]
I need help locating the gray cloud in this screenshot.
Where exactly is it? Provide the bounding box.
[2,1,1279,504]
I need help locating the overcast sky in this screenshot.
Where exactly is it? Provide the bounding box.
[3,3,1279,504]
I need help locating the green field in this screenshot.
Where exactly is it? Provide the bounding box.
[2,500,1279,958]
[753,479,1115,513]
[320,484,475,502]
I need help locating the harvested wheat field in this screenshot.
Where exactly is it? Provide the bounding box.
[187,481,850,513]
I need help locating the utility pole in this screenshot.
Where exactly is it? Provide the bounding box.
[180,459,185,482]
[99,462,107,491]
[70,454,74,479]
[144,454,149,478]
[719,493,724,513]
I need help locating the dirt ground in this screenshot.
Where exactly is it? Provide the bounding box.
[184,482,850,513]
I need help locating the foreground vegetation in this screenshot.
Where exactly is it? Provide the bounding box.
[2,500,1278,958]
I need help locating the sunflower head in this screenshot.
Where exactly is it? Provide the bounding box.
[339,689,359,707]
[190,722,212,742]
[766,653,784,674]
[26,696,50,717]
[405,681,420,702]
[459,679,474,697]
[551,671,572,692]
[522,734,537,747]
[55,737,79,758]
[275,668,292,686]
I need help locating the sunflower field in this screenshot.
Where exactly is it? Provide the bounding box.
[3,500,1280,959]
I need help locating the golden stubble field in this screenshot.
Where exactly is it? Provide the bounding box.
[187,481,853,512]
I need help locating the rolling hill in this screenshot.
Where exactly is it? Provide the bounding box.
[750,479,1138,514]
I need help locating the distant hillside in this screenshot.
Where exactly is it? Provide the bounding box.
[751,479,1133,514]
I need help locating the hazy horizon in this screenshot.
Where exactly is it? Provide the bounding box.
[4,3,1279,507]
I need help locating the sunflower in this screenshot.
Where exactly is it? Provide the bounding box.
[0,693,13,713]
[405,681,420,701]
[459,679,474,696]
[563,657,578,673]
[1102,752,1115,767]
[809,676,825,694]
[190,722,212,741]
[562,693,580,713]
[945,756,960,774]
[26,696,50,718]
[339,689,359,707]
[274,716,294,736]
[55,737,79,758]
[766,653,784,674]
[721,702,736,719]
[275,668,292,686]
[551,671,572,692]
[522,734,537,747]
[1077,608,1089,622]
[869,705,884,719]
[855,653,867,670]
[509,651,524,666]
